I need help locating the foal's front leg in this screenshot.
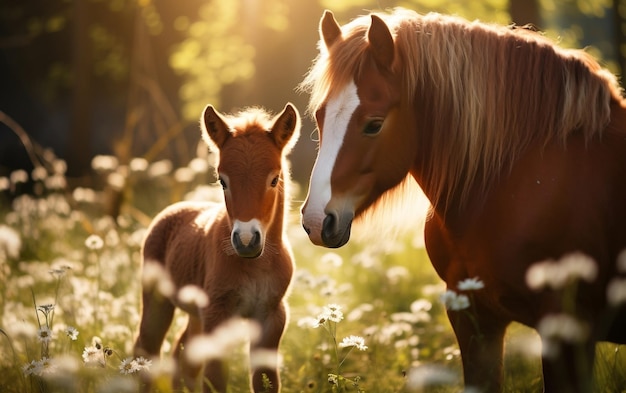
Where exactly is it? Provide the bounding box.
[250,302,287,393]
[200,309,232,393]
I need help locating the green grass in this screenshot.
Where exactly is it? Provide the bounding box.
[0,156,625,392]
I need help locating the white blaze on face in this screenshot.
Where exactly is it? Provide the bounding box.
[303,81,360,241]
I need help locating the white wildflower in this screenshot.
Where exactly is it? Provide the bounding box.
[65,326,79,341]
[147,159,172,178]
[174,167,195,183]
[119,357,140,375]
[22,360,41,376]
[458,277,485,291]
[82,345,105,367]
[320,252,343,267]
[91,155,119,172]
[315,303,344,326]
[440,290,470,311]
[537,314,588,344]
[339,335,368,351]
[37,326,53,343]
[607,278,626,306]
[85,234,104,250]
[10,169,28,184]
[129,157,149,172]
[134,356,152,371]
[526,252,597,291]
[177,285,209,309]
[185,318,260,365]
[0,225,21,259]
[142,260,175,297]
[188,157,209,174]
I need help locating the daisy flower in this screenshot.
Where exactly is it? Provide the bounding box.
[22,360,41,376]
[458,277,484,291]
[316,303,343,325]
[119,357,140,375]
[65,326,79,341]
[85,234,104,250]
[134,356,152,371]
[37,326,53,343]
[339,335,368,351]
[440,290,470,311]
[82,345,105,367]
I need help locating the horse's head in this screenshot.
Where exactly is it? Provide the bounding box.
[201,104,300,258]
[301,11,417,248]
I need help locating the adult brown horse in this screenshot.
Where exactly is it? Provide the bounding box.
[135,104,300,392]
[299,8,626,392]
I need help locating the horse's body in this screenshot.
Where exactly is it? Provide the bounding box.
[300,9,626,392]
[135,104,300,393]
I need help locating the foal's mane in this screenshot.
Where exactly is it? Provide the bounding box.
[301,8,624,210]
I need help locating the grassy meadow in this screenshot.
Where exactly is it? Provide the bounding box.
[1,151,625,392]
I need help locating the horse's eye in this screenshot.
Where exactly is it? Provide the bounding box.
[271,176,279,188]
[219,177,227,190]
[363,119,383,135]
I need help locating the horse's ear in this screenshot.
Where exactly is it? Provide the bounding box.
[270,103,300,153]
[201,105,230,148]
[368,14,394,70]
[321,10,342,49]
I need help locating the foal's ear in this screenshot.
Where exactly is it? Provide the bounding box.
[320,10,342,49]
[368,14,394,70]
[201,105,230,149]
[270,103,300,153]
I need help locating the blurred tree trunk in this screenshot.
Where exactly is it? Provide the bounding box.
[613,0,626,87]
[68,0,92,177]
[508,0,541,27]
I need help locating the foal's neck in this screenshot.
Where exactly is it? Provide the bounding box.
[267,176,288,243]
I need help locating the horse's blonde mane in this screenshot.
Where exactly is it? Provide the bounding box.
[300,8,624,210]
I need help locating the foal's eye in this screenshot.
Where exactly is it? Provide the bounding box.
[270,176,279,188]
[363,119,383,135]
[219,178,227,190]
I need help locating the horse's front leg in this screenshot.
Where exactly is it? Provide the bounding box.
[448,305,509,393]
[250,301,287,393]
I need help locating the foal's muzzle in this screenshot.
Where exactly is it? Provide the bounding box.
[232,229,262,258]
[231,219,264,258]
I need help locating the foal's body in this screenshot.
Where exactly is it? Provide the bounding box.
[135,104,300,393]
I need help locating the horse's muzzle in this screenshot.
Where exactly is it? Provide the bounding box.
[232,230,263,258]
[321,211,353,248]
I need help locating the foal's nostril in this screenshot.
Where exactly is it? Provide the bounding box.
[232,231,243,249]
[302,225,311,235]
[250,230,261,247]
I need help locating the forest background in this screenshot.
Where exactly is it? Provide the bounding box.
[0,0,624,186]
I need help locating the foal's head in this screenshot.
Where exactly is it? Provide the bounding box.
[201,104,300,258]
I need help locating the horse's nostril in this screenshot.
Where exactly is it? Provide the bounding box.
[322,213,336,239]
[302,225,311,235]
